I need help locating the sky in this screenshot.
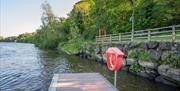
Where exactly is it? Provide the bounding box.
[0,0,80,37]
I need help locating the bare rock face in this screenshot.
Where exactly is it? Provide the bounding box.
[139,61,158,69]
[140,42,148,49]
[148,49,161,61]
[145,68,159,78]
[174,42,180,52]
[95,54,103,62]
[159,42,173,50]
[102,54,106,63]
[126,58,136,65]
[158,65,180,82]
[147,41,159,49]
[128,42,137,48]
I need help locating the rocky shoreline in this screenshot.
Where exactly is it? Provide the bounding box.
[67,41,180,87]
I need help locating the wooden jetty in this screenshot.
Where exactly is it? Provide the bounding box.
[48,73,118,91]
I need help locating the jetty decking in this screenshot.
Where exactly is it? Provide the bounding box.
[48,73,118,91]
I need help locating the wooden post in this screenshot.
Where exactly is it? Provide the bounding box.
[172,25,176,42]
[119,33,121,43]
[148,30,151,41]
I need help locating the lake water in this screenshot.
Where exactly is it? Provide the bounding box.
[0,42,179,91]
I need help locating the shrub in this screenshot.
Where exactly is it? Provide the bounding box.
[128,49,140,58]
[139,50,152,61]
[129,63,142,73]
[58,41,84,53]
[161,52,180,68]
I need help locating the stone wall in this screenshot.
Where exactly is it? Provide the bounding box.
[80,42,180,87]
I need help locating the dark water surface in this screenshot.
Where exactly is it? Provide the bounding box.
[0,42,179,91]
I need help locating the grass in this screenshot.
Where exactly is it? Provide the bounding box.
[58,40,94,54]
[58,41,83,53]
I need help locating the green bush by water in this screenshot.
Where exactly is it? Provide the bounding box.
[161,52,180,68]
[139,50,152,61]
[129,63,142,73]
[128,49,140,58]
[58,41,83,53]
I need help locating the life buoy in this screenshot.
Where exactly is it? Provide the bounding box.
[106,47,124,71]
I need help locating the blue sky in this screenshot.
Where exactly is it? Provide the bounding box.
[0,0,80,37]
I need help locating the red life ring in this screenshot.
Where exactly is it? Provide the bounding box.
[106,47,124,71]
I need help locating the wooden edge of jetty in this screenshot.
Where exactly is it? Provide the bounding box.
[48,73,119,91]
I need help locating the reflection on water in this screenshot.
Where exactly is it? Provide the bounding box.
[0,42,179,91]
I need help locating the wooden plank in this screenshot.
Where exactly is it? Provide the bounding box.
[49,73,118,91]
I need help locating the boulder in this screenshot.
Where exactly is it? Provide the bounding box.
[128,42,137,48]
[158,65,180,82]
[155,76,179,87]
[102,54,107,63]
[139,61,158,69]
[117,44,125,49]
[126,58,136,65]
[137,71,152,79]
[159,42,173,50]
[147,41,159,49]
[145,68,159,78]
[95,54,103,62]
[131,70,156,80]
[174,42,180,52]
[140,42,148,49]
[122,66,129,71]
[148,49,161,61]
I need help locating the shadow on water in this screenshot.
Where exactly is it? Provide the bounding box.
[0,42,179,91]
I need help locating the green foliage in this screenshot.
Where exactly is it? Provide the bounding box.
[129,63,142,73]
[13,0,180,70]
[16,33,35,43]
[139,50,152,61]
[33,1,67,49]
[0,36,17,42]
[128,49,140,58]
[161,52,180,68]
[58,41,84,52]
[0,36,3,40]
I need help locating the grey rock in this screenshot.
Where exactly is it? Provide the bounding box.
[175,42,180,52]
[126,58,136,65]
[117,44,125,49]
[128,42,137,48]
[140,42,148,49]
[95,54,103,62]
[148,41,159,49]
[148,49,161,61]
[102,54,107,63]
[145,68,159,78]
[139,61,158,69]
[137,71,151,78]
[122,66,129,71]
[155,76,178,87]
[158,65,180,82]
[131,70,156,80]
[159,42,172,50]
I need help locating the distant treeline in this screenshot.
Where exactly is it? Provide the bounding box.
[0,36,17,42]
[2,0,180,51]
[0,33,35,43]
